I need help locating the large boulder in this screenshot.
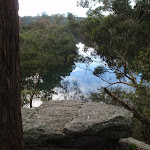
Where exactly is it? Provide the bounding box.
[22,100,133,149]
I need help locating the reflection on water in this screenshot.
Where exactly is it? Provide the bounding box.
[52,79,87,101]
[30,43,122,107]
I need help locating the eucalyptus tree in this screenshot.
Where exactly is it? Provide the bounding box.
[77,0,150,134]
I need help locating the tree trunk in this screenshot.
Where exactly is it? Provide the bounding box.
[0,0,24,149]
[29,76,40,108]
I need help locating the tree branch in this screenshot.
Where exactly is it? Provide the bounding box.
[104,88,150,128]
[113,48,138,84]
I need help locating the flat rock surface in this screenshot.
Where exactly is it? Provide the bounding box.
[22,100,133,149]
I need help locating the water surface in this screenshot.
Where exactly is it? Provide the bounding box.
[32,43,121,107]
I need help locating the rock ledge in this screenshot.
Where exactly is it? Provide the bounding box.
[22,100,133,149]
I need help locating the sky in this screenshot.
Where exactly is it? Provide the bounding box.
[19,0,135,18]
[19,0,89,17]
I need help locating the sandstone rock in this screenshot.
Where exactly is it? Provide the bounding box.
[22,100,133,149]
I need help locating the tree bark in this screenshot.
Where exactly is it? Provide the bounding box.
[0,0,24,149]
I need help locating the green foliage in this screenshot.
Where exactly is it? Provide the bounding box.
[21,89,39,107]
[129,144,137,150]
[133,118,150,142]
[78,0,150,84]
[74,16,102,46]
[67,13,76,28]
[20,16,79,106]
[138,48,150,81]
[90,86,128,105]
[20,25,77,78]
[20,16,41,26]
[93,66,107,75]
[78,0,150,141]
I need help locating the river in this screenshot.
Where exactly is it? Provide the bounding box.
[29,43,121,107]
